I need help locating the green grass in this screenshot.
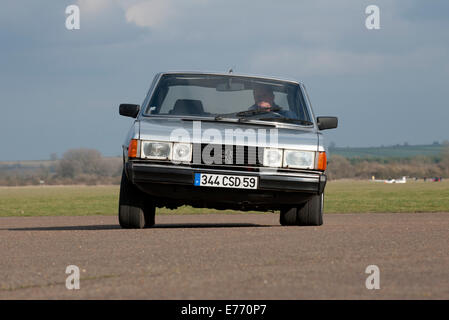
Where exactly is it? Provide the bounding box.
[324,180,449,213]
[0,180,448,217]
[0,185,119,217]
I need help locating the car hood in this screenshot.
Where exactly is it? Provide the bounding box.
[139,117,319,151]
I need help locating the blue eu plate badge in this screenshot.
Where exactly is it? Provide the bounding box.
[194,173,201,186]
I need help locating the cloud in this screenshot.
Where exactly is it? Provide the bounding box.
[125,0,174,28]
[77,0,114,14]
[75,0,177,29]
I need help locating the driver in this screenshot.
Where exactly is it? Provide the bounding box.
[249,85,296,118]
[249,85,278,111]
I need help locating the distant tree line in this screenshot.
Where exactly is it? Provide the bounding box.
[0,149,122,186]
[327,143,449,180]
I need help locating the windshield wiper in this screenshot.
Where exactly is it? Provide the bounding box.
[179,115,251,124]
[258,117,313,125]
[236,107,281,117]
[214,107,282,120]
[181,115,276,127]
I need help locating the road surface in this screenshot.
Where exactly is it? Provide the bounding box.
[0,213,448,299]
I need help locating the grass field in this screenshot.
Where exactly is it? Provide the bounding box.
[325,180,449,213]
[0,180,448,217]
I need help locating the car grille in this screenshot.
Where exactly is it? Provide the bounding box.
[192,144,263,166]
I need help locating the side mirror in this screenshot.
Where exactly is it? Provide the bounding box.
[317,117,338,130]
[119,104,140,118]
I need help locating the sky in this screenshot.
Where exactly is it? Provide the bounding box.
[1,0,448,161]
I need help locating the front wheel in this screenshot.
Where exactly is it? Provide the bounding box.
[280,193,324,226]
[118,170,155,229]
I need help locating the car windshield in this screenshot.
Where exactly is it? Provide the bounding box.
[144,74,312,123]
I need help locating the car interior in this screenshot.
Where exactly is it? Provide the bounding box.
[168,99,205,115]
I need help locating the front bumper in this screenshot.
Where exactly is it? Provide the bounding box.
[126,161,326,194]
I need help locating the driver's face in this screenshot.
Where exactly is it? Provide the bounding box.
[257,101,272,109]
[254,89,275,108]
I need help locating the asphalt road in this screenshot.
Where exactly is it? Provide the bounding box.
[0,213,448,299]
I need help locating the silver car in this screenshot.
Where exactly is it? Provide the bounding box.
[118,72,337,228]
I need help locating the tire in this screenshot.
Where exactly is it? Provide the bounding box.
[118,170,156,229]
[280,193,324,226]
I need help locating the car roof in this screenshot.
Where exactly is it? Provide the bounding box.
[156,71,302,85]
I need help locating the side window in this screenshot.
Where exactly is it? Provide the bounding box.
[159,87,176,113]
[298,87,312,122]
[143,75,163,114]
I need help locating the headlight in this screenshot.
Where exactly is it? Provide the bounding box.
[172,143,192,162]
[283,150,315,169]
[141,141,172,160]
[263,148,283,167]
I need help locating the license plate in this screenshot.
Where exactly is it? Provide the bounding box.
[194,173,258,189]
